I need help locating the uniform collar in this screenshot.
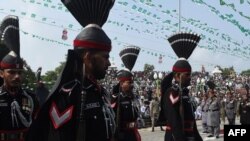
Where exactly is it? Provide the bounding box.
[83,77,101,92]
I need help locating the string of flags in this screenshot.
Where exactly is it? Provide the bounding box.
[0,0,249,64]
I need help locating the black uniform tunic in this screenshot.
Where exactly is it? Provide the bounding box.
[162,85,203,141]
[239,99,250,125]
[112,92,140,141]
[0,86,39,141]
[26,78,115,141]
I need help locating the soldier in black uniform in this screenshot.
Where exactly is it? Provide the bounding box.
[26,0,116,141]
[158,32,203,141]
[111,46,141,141]
[0,15,39,141]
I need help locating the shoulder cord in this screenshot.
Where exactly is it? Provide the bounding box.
[60,79,80,96]
[11,90,34,127]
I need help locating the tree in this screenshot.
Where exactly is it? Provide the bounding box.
[220,66,235,79]
[241,69,250,76]
[42,61,66,90]
[22,59,37,91]
[144,63,154,79]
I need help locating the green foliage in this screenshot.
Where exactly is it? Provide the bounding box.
[41,61,66,90]
[22,59,36,92]
[241,69,250,76]
[144,63,154,74]
[143,63,154,79]
[217,65,236,79]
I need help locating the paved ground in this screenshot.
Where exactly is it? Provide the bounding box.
[138,118,240,141]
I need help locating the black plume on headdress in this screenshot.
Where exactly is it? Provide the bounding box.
[157,72,174,126]
[49,50,82,97]
[0,15,19,36]
[161,72,174,96]
[2,23,20,56]
[61,0,115,27]
[0,15,23,70]
[0,15,19,61]
[119,45,140,71]
[168,32,201,59]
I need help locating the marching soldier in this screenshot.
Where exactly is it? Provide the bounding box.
[206,81,221,139]
[225,87,237,125]
[111,46,141,141]
[0,15,39,141]
[239,85,250,125]
[200,93,209,133]
[158,32,203,141]
[26,0,116,141]
[219,94,226,124]
[150,96,163,132]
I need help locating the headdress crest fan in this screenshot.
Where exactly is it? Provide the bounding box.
[0,15,22,69]
[61,0,115,27]
[167,32,201,72]
[167,32,201,59]
[0,15,19,61]
[119,46,140,71]
[116,46,140,82]
[61,0,115,51]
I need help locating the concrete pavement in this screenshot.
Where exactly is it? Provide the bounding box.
[138,118,240,141]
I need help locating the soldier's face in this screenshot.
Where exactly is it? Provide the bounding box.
[90,51,111,80]
[121,80,133,93]
[0,69,23,88]
[177,72,191,87]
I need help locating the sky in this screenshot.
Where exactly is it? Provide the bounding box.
[0,0,250,75]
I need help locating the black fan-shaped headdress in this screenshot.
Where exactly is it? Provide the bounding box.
[0,15,22,69]
[117,46,140,81]
[119,46,140,71]
[0,15,19,62]
[62,0,115,27]
[61,0,115,51]
[168,32,201,72]
[168,32,201,59]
